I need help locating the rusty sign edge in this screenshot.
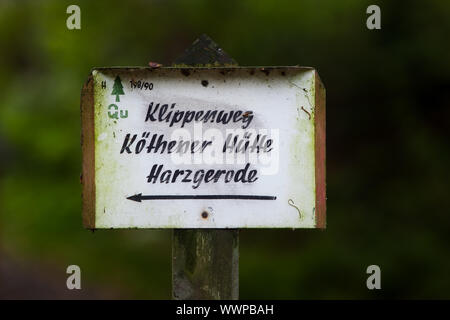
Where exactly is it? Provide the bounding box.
[81,75,96,229]
[81,66,326,229]
[314,70,326,229]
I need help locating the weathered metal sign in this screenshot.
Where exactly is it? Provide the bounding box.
[81,67,325,229]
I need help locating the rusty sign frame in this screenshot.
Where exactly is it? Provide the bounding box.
[81,66,326,229]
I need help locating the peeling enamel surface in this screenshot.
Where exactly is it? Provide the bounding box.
[91,67,321,228]
[97,132,107,141]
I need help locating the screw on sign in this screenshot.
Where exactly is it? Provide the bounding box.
[80,35,326,300]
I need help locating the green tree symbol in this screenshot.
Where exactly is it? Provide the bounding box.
[111,76,124,102]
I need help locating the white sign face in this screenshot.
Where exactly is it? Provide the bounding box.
[81,67,325,229]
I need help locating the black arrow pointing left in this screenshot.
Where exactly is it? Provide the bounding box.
[126,193,277,202]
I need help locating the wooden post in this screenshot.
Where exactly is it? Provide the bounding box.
[171,35,239,300]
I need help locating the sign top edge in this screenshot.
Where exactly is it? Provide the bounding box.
[90,66,315,73]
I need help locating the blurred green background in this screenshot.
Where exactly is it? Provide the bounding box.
[1,0,449,299]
